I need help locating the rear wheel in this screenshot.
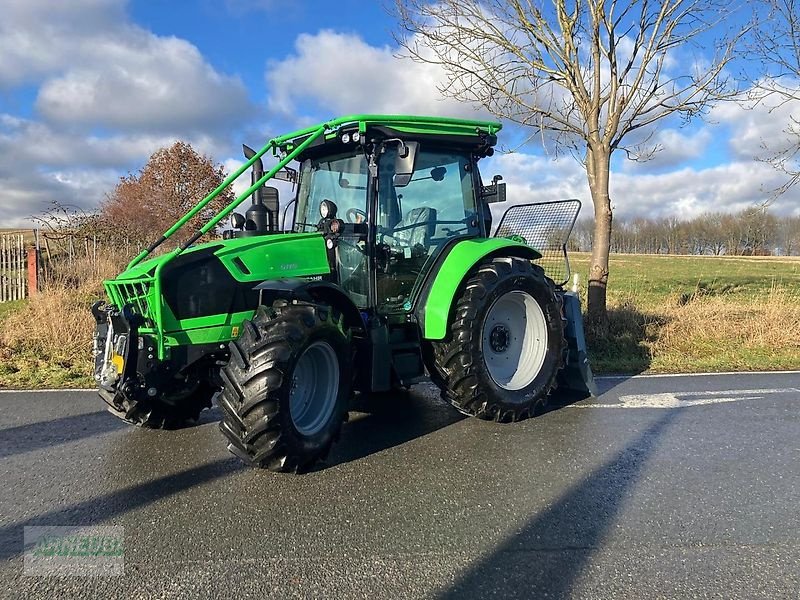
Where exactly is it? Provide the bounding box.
[218,301,351,473]
[431,256,565,422]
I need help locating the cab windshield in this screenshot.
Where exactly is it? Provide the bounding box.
[294,152,368,232]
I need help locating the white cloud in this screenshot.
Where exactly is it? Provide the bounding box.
[621,127,713,171]
[0,0,253,226]
[0,0,125,87]
[0,163,120,229]
[0,114,222,168]
[486,151,800,222]
[712,82,800,160]
[36,37,250,132]
[266,30,485,120]
[0,111,238,226]
[0,0,251,132]
[610,161,799,218]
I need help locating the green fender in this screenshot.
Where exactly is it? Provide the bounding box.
[417,238,542,340]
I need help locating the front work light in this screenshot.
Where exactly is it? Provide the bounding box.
[319,199,337,219]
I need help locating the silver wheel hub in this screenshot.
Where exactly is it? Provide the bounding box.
[481,290,549,391]
[289,341,339,436]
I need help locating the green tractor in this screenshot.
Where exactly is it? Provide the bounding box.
[92,114,595,472]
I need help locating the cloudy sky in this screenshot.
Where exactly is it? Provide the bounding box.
[0,0,798,228]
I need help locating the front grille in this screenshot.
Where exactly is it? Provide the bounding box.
[104,277,155,327]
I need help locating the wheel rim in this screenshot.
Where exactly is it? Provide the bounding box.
[481,290,548,391]
[289,341,340,436]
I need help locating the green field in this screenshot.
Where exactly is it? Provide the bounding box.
[570,253,800,307]
[0,253,798,388]
[568,253,800,374]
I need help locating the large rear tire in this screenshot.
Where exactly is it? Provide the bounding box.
[218,301,351,473]
[431,256,565,422]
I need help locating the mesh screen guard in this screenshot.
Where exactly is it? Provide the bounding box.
[493,199,582,286]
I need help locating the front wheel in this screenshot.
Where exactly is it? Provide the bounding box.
[218,301,351,472]
[431,256,565,422]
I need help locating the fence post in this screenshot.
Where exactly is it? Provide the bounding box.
[18,234,25,300]
[27,246,38,296]
[1,235,5,302]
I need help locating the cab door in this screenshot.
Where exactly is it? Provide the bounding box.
[374,147,481,313]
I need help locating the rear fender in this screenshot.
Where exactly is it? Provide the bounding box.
[415,238,541,340]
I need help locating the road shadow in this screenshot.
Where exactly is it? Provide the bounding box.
[0,457,244,562]
[319,388,466,470]
[0,410,128,459]
[439,409,679,599]
[0,402,223,460]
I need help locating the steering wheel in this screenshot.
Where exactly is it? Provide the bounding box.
[345,207,367,223]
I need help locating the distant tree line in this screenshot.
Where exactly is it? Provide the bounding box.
[570,207,800,256]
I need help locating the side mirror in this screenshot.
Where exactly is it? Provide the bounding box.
[482,175,507,204]
[393,141,419,187]
[231,212,246,229]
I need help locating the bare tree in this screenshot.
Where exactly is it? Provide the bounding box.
[395,0,745,322]
[779,215,800,255]
[751,0,800,195]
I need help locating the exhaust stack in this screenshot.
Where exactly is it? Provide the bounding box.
[242,144,279,232]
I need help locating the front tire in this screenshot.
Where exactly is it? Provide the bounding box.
[218,301,351,473]
[431,256,565,422]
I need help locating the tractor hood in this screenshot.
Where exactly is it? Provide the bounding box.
[114,232,330,283]
[104,232,332,329]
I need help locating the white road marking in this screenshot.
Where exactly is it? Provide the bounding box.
[574,388,800,409]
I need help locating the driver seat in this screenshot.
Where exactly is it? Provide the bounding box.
[393,207,437,250]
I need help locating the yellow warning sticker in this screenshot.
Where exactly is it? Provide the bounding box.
[231,326,240,337]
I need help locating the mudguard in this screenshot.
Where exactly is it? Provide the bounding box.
[416,238,541,340]
[253,278,364,333]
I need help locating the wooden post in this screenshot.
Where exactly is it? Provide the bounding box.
[1,235,5,302]
[15,235,20,301]
[27,246,38,296]
[18,234,24,300]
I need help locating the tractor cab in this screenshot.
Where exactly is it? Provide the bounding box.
[291,128,495,313]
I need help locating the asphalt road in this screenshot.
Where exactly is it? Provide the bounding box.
[1,372,799,599]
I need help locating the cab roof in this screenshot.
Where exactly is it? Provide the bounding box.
[273,114,503,155]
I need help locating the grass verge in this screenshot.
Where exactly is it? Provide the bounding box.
[571,253,800,374]
[0,255,123,389]
[0,252,797,388]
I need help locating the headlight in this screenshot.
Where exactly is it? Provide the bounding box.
[319,199,337,219]
[341,133,351,144]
